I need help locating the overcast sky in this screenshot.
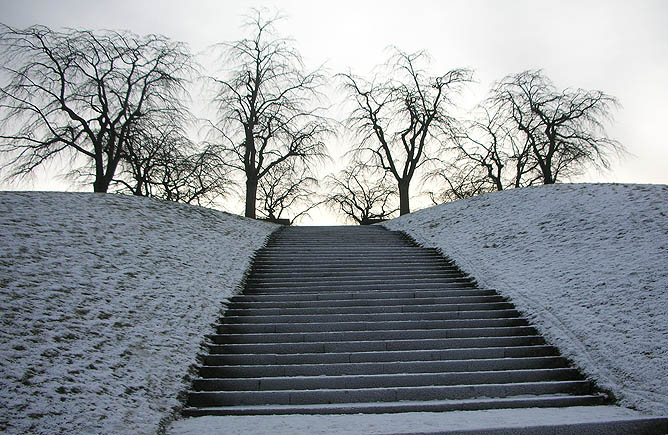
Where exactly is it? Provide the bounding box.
[1,0,667,221]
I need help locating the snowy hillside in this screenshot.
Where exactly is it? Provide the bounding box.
[384,183,668,416]
[0,192,277,434]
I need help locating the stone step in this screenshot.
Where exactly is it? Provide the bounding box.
[231,288,497,302]
[246,277,474,289]
[254,254,445,263]
[248,269,461,280]
[187,380,594,406]
[203,345,561,365]
[211,326,538,345]
[182,394,607,416]
[220,309,522,324]
[206,335,546,353]
[199,355,571,378]
[260,246,433,253]
[247,271,465,283]
[251,258,454,267]
[227,294,501,309]
[224,301,514,316]
[245,281,478,294]
[193,368,582,391]
[218,317,528,334]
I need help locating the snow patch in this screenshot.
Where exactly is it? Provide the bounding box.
[384,183,668,416]
[0,192,277,434]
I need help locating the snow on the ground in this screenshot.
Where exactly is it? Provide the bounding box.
[0,192,277,434]
[384,183,668,416]
[167,406,651,435]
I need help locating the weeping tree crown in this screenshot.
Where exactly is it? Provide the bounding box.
[0,24,194,192]
[207,10,331,219]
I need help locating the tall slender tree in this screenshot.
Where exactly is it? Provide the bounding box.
[0,24,194,192]
[340,49,472,214]
[207,11,330,218]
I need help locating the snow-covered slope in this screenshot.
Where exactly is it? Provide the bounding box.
[0,192,277,434]
[384,183,668,416]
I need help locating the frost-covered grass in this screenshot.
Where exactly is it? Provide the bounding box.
[0,192,277,434]
[384,183,668,416]
[3,185,666,434]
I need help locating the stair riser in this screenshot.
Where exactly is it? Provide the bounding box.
[227,295,502,309]
[218,318,528,333]
[184,395,606,416]
[246,273,466,285]
[193,368,581,391]
[199,356,570,377]
[207,336,546,353]
[187,381,593,406]
[203,345,561,365]
[231,289,497,302]
[250,265,456,273]
[224,302,514,316]
[246,279,475,290]
[210,327,538,344]
[220,310,522,324]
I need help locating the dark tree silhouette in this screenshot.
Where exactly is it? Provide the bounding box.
[257,161,320,224]
[325,165,398,225]
[0,24,194,192]
[207,11,330,218]
[491,70,622,184]
[113,120,230,206]
[340,49,472,215]
[430,70,623,202]
[428,105,539,201]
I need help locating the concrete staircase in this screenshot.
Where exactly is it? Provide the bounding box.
[183,226,608,416]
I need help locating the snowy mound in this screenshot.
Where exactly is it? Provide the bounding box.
[0,192,277,434]
[384,183,668,416]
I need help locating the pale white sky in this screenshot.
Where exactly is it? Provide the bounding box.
[1,0,667,223]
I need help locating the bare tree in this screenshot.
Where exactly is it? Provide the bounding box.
[113,120,230,206]
[257,161,320,224]
[207,10,330,218]
[340,49,472,215]
[0,24,194,192]
[428,105,539,201]
[491,70,622,184]
[325,164,398,225]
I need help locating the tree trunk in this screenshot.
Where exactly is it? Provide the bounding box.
[245,175,258,219]
[398,180,410,215]
[93,177,109,193]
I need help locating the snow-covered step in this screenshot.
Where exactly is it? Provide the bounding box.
[212,326,538,344]
[223,301,514,316]
[218,317,528,333]
[203,345,562,366]
[185,225,604,416]
[247,271,464,283]
[246,277,475,289]
[250,261,457,271]
[248,269,462,280]
[227,294,499,309]
[232,288,496,302]
[182,395,608,416]
[193,368,582,391]
[245,281,478,293]
[187,380,595,407]
[199,355,572,377]
[220,308,523,324]
[206,336,547,354]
